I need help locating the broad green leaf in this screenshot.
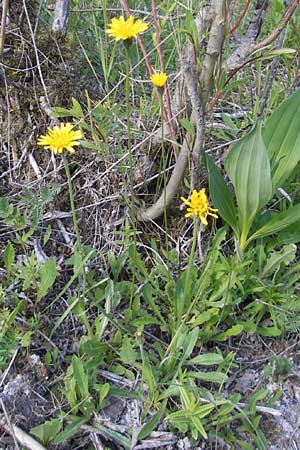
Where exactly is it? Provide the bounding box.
[0,301,23,339]
[120,336,137,365]
[256,326,282,336]
[190,415,207,439]
[99,383,110,406]
[37,257,57,301]
[142,284,166,325]
[72,355,89,399]
[181,327,199,362]
[180,118,195,137]
[31,419,61,444]
[138,400,167,440]
[262,244,296,276]
[92,422,131,449]
[71,98,84,117]
[188,371,228,384]
[53,417,88,444]
[225,123,273,235]
[269,222,300,245]
[205,153,238,235]
[186,353,224,366]
[3,241,15,273]
[255,47,296,61]
[193,404,216,418]
[214,324,244,341]
[263,89,300,188]
[248,203,300,241]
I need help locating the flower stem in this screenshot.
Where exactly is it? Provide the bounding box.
[165,220,199,355]
[63,154,81,250]
[160,92,169,259]
[125,42,137,305]
[63,154,92,337]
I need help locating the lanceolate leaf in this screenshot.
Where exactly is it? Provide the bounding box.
[225,122,273,235]
[263,89,300,189]
[248,203,300,242]
[205,153,238,235]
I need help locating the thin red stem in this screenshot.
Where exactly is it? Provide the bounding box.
[230,0,251,34]
[151,0,175,137]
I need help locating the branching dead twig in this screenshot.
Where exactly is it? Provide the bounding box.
[224,0,299,73]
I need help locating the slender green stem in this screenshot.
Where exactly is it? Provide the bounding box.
[125,41,137,305]
[160,92,170,260]
[239,220,250,254]
[164,220,199,357]
[63,154,92,336]
[63,155,81,249]
[125,44,135,218]
[184,219,198,296]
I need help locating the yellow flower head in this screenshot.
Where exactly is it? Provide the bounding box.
[150,72,168,88]
[37,123,83,155]
[181,189,218,225]
[106,15,148,42]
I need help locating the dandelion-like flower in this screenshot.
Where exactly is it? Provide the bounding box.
[181,189,218,225]
[37,123,83,155]
[150,72,168,88]
[106,15,148,42]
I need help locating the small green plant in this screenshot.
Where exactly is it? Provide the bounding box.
[207,89,300,253]
[263,356,292,379]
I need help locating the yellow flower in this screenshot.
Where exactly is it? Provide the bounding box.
[181,189,218,225]
[37,123,83,155]
[106,15,148,42]
[150,72,168,88]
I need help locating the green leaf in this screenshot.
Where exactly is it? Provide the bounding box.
[187,371,228,384]
[92,422,131,450]
[214,324,244,341]
[142,284,166,325]
[255,47,296,61]
[53,417,88,444]
[72,355,89,399]
[37,257,57,302]
[71,98,84,117]
[20,331,33,347]
[205,153,238,235]
[3,241,15,273]
[0,301,23,339]
[31,419,61,444]
[99,383,110,406]
[0,198,14,219]
[120,336,137,365]
[225,123,273,237]
[262,244,296,276]
[138,400,167,440]
[256,326,282,336]
[181,327,199,362]
[269,222,300,245]
[179,118,195,137]
[263,89,300,188]
[186,353,224,366]
[248,203,300,241]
